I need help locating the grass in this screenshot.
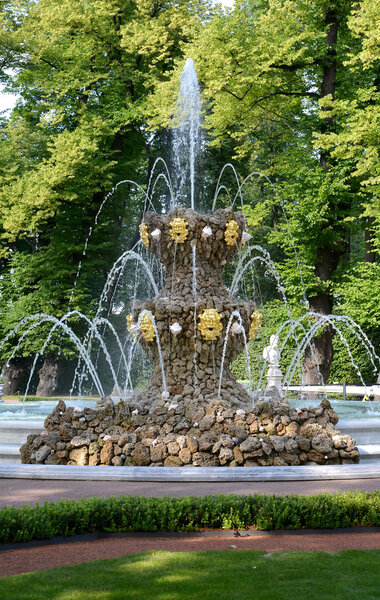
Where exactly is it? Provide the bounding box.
[1,549,379,600]
[1,395,98,402]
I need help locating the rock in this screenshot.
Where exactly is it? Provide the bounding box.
[249,420,260,434]
[35,445,51,463]
[199,415,215,431]
[219,447,233,465]
[220,434,234,448]
[186,435,199,453]
[167,441,180,455]
[179,448,192,464]
[164,455,183,467]
[69,447,88,466]
[312,434,333,454]
[198,432,216,452]
[270,436,285,453]
[100,440,114,465]
[285,422,299,436]
[284,437,299,454]
[233,446,244,464]
[225,425,248,442]
[89,452,100,466]
[307,449,325,464]
[300,423,324,439]
[69,435,91,448]
[20,442,33,464]
[240,437,261,453]
[294,435,311,451]
[150,443,167,462]
[131,443,150,466]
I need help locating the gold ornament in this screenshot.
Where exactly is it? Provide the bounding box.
[169,218,188,243]
[224,220,240,246]
[139,313,156,342]
[139,223,149,248]
[249,310,263,340]
[198,308,223,341]
[126,313,136,338]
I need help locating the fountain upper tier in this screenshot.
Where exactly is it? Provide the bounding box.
[144,207,246,263]
[141,207,248,302]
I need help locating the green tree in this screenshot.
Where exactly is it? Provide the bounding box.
[179,0,380,383]
[0,0,209,394]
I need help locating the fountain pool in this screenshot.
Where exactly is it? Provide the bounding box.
[0,399,97,420]
[1,398,379,421]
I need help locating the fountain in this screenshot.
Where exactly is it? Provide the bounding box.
[1,59,378,468]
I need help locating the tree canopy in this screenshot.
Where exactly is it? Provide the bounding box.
[0,0,378,394]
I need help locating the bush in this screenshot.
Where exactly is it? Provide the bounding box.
[1,491,379,544]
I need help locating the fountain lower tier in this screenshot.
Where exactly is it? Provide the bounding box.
[129,207,258,408]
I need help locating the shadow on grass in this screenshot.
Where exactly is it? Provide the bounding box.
[1,549,380,600]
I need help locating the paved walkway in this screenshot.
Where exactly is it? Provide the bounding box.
[1,477,380,508]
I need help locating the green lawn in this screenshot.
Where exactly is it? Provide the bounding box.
[1,395,99,402]
[1,549,379,600]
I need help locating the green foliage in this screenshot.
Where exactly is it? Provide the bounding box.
[231,299,306,384]
[1,491,379,543]
[0,0,209,365]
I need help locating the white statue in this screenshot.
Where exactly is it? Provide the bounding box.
[263,334,283,396]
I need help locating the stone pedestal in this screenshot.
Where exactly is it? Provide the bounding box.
[266,367,283,396]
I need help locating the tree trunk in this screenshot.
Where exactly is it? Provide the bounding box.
[3,358,30,395]
[303,293,334,384]
[36,354,65,397]
[304,6,342,384]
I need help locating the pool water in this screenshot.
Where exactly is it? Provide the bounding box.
[0,399,97,420]
[0,398,379,421]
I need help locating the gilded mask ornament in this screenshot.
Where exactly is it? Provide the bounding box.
[139,313,156,342]
[139,223,149,248]
[198,309,223,341]
[224,220,240,246]
[169,218,189,243]
[249,310,263,340]
[126,313,137,339]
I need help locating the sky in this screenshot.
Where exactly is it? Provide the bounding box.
[0,84,17,114]
[0,0,235,114]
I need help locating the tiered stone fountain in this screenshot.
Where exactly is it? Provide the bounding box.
[16,58,361,468]
[20,206,360,468]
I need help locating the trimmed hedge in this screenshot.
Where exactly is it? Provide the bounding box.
[1,492,379,544]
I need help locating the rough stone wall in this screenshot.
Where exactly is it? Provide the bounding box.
[133,207,255,408]
[20,397,359,467]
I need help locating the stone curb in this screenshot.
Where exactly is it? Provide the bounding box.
[1,463,379,481]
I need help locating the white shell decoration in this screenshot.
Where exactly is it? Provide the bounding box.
[231,322,243,335]
[170,322,182,335]
[161,390,170,399]
[151,228,161,241]
[201,226,212,239]
[241,231,252,244]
